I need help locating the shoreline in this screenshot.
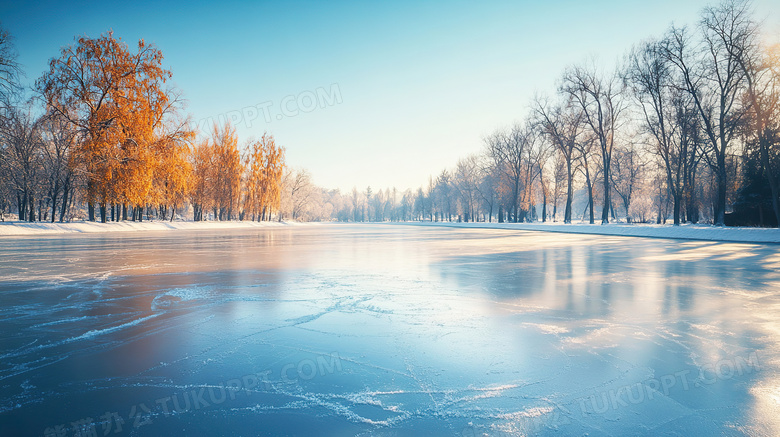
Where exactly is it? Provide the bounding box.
[0,220,293,236]
[2,219,780,244]
[403,221,780,244]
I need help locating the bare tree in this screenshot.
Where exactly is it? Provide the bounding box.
[610,139,646,222]
[371,188,386,221]
[736,32,780,225]
[519,128,543,221]
[533,138,554,222]
[399,189,414,221]
[550,151,568,221]
[474,155,499,222]
[627,39,701,225]
[561,61,624,224]
[576,134,598,224]
[0,23,23,114]
[662,0,754,225]
[434,170,453,222]
[485,123,533,222]
[533,95,583,222]
[364,186,372,222]
[413,186,428,221]
[0,107,45,221]
[40,113,79,222]
[282,168,315,221]
[452,155,481,222]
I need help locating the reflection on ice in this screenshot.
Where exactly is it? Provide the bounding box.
[0,225,778,435]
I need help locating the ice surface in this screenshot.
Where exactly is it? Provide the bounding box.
[0,225,778,436]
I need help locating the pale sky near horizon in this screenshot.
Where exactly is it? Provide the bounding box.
[2,0,778,193]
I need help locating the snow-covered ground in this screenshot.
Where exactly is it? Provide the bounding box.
[410,220,780,244]
[3,219,779,244]
[0,219,292,236]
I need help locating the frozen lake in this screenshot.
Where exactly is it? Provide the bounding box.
[1,224,779,436]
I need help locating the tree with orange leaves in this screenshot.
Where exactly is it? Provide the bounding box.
[242,133,284,221]
[36,31,171,222]
[190,137,214,222]
[150,118,193,221]
[208,122,241,220]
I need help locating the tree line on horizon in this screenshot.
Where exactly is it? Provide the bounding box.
[288,0,780,228]
[0,31,285,224]
[1,0,778,227]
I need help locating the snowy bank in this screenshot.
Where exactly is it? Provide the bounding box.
[4,220,780,244]
[0,220,293,236]
[409,221,780,244]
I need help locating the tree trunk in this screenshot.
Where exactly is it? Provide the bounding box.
[715,152,727,226]
[565,160,573,223]
[51,179,60,223]
[59,182,69,223]
[513,177,520,223]
[672,194,681,226]
[17,193,25,222]
[584,170,594,224]
[588,189,594,224]
[687,164,699,223]
[601,163,610,224]
[28,194,35,222]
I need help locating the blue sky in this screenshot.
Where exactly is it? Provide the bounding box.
[2,0,778,192]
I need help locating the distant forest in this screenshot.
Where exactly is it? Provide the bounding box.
[1,0,778,227]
